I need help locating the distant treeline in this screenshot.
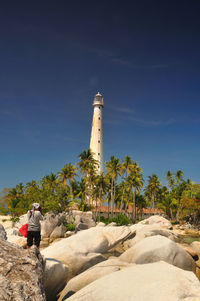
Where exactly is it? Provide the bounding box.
[0,148,200,223]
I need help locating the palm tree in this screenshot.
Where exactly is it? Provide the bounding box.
[94,173,108,219]
[120,156,134,209]
[145,174,161,209]
[176,170,184,186]
[105,174,112,218]
[41,173,58,210]
[166,171,175,191]
[26,180,38,188]
[135,194,147,220]
[25,180,41,209]
[86,162,97,206]
[105,156,122,217]
[58,163,77,196]
[42,173,58,190]
[77,148,97,176]
[157,186,173,218]
[75,178,86,203]
[77,148,98,205]
[122,156,134,177]
[117,180,129,213]
[7,188,21,227]
[126,163,144,222]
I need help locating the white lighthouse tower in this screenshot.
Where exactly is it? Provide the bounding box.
[90,92,104,173]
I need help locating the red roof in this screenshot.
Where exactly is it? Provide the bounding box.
[93,205,163,214]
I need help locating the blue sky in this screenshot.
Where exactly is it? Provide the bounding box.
[0,0,200,191]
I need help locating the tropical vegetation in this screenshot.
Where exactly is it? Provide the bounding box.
[0,149,200,225]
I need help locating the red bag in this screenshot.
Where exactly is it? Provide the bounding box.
[19,223,28,238]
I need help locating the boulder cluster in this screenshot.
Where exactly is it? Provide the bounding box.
[1,213,200,300]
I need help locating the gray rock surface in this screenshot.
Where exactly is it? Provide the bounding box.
[58,258,131,301]
[44,258,68,301]
[72,210,96,228]
[66,261,200,301]
[41,226,131,280]
[0,223,7,240]
[41,212,66,238]
[50,224,66,240]
[125,224,178,249]
[75,223,88,232]
[120,235,196,272]
[0,239,46,300]
[137,215,172,229]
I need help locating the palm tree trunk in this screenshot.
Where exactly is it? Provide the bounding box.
[69,180,73,198]
[120,186,125,213]
[152,193,155,209]
[111,178,114,218]
[131,188,136,223]
[107,200,110,219]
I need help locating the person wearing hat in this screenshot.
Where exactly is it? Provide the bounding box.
[27,203,43,248]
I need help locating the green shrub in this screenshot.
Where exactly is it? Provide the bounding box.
[65,223,75,231]
[99,214,131,226]
[114,214,132,226]
[79,201,92,212]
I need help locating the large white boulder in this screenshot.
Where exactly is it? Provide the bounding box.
[44,258,68,301]
[41,226,131,279]
[58,258,131,301]
[138,215,172,229]
[49,224,66,240]
[125,224,178,249]
[72,210,96,228]
[41,212,66,238]
[42,226,131,259]
[120,235,196,272]
[66,261,200,301]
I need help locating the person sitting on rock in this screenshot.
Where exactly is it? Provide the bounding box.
[27,203,43,248]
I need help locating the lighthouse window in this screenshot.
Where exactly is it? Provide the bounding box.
[98,153,100,155]
[98,117,100,120]
[98,129,100,131]
[98,140,100,143]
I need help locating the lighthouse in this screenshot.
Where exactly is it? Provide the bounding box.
[90,92,104,173]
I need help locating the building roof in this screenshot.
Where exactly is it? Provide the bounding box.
[93,205,163,214]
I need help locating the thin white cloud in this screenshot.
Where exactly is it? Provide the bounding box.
[107,105,135,114]
[111,59,168,69]
[128,116,176,126]
[111,58,130,66]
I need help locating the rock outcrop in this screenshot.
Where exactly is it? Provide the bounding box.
[72,210,96,230]
[41,226,131,280]
[125,223,179,249]
[120,235,196,272]
[44,258,68,301]
[0,239,46,300]
[41,212,66,238]
[58,258,131,301]
[66,261,200,301]
[137,215,173,229]
[0,223,7,240]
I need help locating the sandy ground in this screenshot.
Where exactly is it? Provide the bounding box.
[0,215,12,229]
